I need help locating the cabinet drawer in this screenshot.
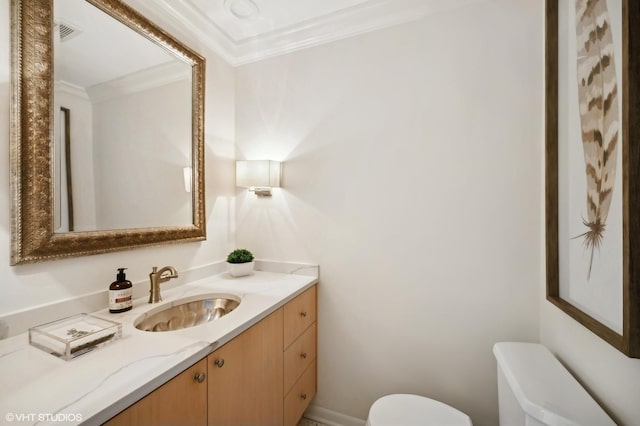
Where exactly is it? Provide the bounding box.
[284,322,316,395]
[284,285,317,349]
[283,360,317,426]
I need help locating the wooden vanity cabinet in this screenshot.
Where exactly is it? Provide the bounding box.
[103,358,207,426]
[283,285,317,426]
[208,284,318,426]
[207,308,284,426]
[103,284,317,426]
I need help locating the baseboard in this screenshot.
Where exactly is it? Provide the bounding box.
[304,404,366,426]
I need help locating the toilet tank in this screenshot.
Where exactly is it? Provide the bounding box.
[493,342,616,426]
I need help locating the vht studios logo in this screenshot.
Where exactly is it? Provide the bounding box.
[5,412,83,423]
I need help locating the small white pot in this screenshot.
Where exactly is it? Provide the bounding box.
[227,261,254,277]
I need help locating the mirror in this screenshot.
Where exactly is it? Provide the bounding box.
[55,106,73,232]
[10,0,206,265]
[53,0,195,232]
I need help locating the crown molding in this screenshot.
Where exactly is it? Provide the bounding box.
[133,0,479,67]
[143,0,237,63]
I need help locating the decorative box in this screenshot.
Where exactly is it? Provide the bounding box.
[29,313,122,360]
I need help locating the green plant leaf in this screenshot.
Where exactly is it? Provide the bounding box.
[227,249,254,264]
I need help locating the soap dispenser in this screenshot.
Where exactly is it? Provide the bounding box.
[109,268,133,313]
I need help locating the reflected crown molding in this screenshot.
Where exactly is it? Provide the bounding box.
[55,81,90,100]
[86,61,192,103]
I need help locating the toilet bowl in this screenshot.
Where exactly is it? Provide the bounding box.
[366,394,472,426]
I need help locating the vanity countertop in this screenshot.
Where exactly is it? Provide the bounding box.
[0,270,318,425]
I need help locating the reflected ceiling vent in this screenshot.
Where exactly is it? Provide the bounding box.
[55,20,82,42]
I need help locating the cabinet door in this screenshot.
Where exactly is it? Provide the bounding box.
[208,309,284,426]
[103,358,207,426]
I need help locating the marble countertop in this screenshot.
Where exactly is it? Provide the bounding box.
[0,270,318,425]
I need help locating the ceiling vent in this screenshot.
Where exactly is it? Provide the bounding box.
[224,0,259,20]
[55,20,82,42]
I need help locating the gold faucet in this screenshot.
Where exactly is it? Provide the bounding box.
[148,266,179,303]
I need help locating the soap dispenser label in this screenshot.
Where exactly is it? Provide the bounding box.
[109,290,132,310]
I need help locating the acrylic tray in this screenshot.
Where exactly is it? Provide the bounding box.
[29,313,122,360]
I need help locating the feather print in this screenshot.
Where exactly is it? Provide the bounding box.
[574,0,619,279]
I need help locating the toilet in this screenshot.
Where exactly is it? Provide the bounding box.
[493,342,615,425]
[367,342,617,426]
[366,393,472,425]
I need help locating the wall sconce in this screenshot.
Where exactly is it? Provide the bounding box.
[236,160,282,196]
[183,166,192,193]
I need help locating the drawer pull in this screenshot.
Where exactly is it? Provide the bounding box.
[194,372,206,383]
[300,393,307,400]
[300,352,307,359]
[300,311,307,318]
[214,358,225,368]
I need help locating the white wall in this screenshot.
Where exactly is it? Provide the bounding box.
[92,79,192,230]
[0,1,236,316]
[234,1,543,425]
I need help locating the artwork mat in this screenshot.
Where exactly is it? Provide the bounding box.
[557,0,623,333]
[546,0,640,357]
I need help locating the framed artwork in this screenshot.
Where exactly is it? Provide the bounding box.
[546,0,639,357]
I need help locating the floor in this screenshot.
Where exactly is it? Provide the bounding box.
[298,417,328,426]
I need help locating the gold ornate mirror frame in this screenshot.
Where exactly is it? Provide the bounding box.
[10,0,206,265]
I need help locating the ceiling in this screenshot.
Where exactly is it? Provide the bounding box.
[134,0,480,66]
[55,0,181,88]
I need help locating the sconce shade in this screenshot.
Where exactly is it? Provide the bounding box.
[183,166,192,193]
[236,160,281,189]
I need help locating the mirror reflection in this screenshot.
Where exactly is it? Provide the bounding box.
[10,0,205,265]
[53,0,194,232]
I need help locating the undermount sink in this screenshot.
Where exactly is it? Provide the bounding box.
[134,294,241,332]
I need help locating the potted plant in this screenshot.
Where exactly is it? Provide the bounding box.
[226,249,255,277]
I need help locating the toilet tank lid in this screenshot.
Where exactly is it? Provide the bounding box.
[493,342,616,426]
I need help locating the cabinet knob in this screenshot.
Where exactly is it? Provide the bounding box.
[300,393,307,400]
[299,311,307,318]
[194,372,206,383]
[300,352,307,359]
[214,358,225,368]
